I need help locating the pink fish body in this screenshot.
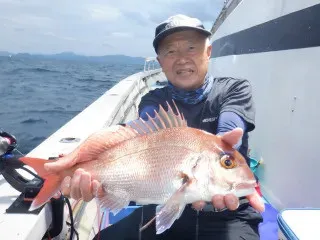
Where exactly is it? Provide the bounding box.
[20,102,256,234]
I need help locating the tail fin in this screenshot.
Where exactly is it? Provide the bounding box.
[19,157,63,211]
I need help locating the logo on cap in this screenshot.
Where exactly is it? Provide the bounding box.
[164,15,200,30]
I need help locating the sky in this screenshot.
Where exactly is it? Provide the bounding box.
[0,0,225,57]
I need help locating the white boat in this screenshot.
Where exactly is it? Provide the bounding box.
[210,0,320,239]
[0,0,319,239]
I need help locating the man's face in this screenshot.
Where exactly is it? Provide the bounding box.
[157,30,212,91]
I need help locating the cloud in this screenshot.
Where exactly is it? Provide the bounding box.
[148,0,224,23]
[87,4,122,22]
[44,32,56,37]
[121,11,149,25]
[0,0,225,57]
[110,32,133,38]
[14,27,24,32]
[43,32,76,41]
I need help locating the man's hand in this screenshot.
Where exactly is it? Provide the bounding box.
[44,158,102,202]
[192,190,265,212]
[59,169,101,201]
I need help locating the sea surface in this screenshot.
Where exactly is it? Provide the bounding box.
[0,57,144,154]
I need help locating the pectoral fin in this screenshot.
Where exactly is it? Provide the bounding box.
[155,182,188,234]
[96,187,130,215]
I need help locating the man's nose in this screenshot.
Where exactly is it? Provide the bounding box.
[176,50,189,64]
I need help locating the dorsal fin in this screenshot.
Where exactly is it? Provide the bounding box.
[127,100,187,135]
[62,101,186,165]
[66,125,140,164]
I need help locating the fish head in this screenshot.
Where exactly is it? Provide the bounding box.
[197,128,257,199]
[206,147,257,198]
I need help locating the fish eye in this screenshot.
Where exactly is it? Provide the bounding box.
[220,154,237,169]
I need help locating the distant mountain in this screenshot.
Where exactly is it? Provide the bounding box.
[0,51,12,56]
[1,51,146,64]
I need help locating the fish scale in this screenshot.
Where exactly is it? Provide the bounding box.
[97,140,197,204]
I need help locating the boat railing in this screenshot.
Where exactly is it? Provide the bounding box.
[104,68,165,127]
[144,57,159,72]
[210,0,242,35]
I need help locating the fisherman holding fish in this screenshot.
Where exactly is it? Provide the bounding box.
[22,14,265,240]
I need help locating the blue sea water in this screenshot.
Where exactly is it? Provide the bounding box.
[0,57,143,154]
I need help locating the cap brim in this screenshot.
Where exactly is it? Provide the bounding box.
[153,26,212,53]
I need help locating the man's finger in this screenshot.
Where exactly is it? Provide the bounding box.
[192,201,206,211]
[211,195,226,210]
[246,190,265,212]
[70,169,83,200]
[61,176,71,197]
[224,194,239,211]
[80,172,93,202]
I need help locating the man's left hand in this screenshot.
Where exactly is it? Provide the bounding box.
[192,190,265,212]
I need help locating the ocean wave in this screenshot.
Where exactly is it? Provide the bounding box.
[6,67,61,75]
[30,136,47,142]
[26,109,81,115]
[20,118,48,124]
[1,109,81,116]
[76,77,111,83]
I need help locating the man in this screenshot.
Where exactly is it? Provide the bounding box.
[45,14,264,239]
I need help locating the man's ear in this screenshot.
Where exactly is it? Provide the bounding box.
[156,55,160,64]
[157,55,164,68]
[207,44,212,59]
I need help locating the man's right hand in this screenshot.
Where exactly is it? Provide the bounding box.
[44,157,102,202]
[60,169,101,201]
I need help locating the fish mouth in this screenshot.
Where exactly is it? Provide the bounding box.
[234,180,257,191]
